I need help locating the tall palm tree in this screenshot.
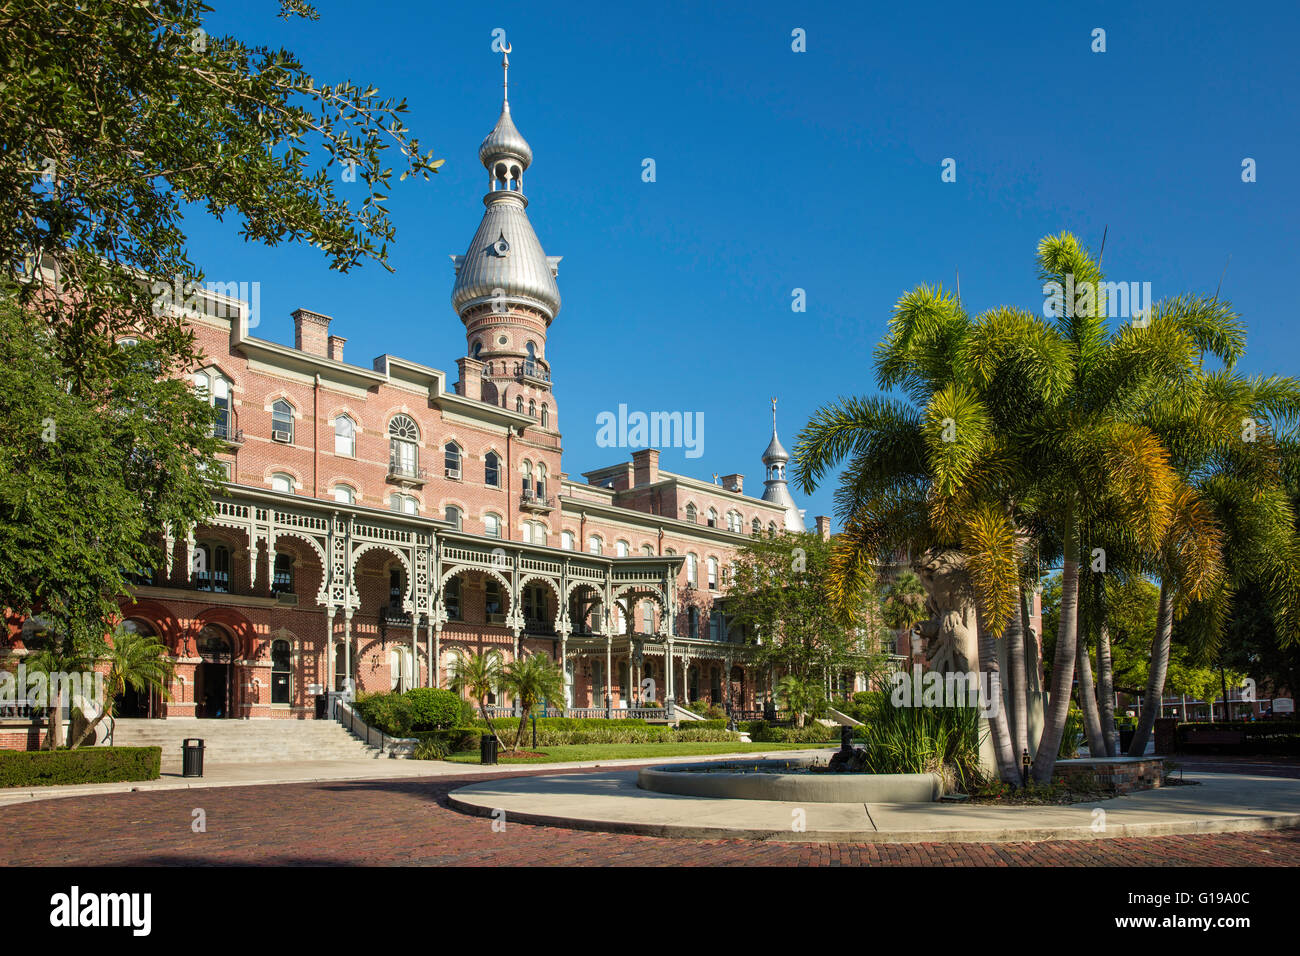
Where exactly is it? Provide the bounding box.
[450,651,504,743]
[67,625,174,749]
[499,653,565,753]
[879,569,927,656]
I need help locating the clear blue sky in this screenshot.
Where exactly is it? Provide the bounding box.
[185,0,1300,525]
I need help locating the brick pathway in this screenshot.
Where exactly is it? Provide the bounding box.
[4,761,1300,866]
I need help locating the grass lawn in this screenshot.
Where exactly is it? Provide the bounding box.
[442,741,833,765]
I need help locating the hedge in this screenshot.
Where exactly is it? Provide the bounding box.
[416,724,741,751]
[405,689,476,730]
[0,746,162,788]
[470,716,649,731]
[743,720,837,744]
[1175,720,1300,755]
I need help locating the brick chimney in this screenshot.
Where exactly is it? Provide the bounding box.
[456,356,484,398]
[720,473,744,493]
[815,515,831,541]
[631,448,660,486]
[292,308,332,357]
[327,335,346,363]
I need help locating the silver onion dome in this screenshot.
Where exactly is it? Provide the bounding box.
[760,399,805,532]
[451,48,561,322]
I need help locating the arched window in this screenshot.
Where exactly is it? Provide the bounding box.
[443,442,461,479]
[472,341,483,360]
[686,553,697,586]
[334,415,355,456]
[710,610,723,641]
[707,557,718,590]
[768,521,777,532]
[271,473,294,494]
[536,463,547,498]
[271,639,292,704]
[588,535,603,555]
[522,460,533,496]
[390,493,417,515]
[272,399,294,443]
[484,451,501,487]
[642,544,655,556]
[333,484,355,504]
[272,553,294,595]
[388,416,420,479]
[484,513,501,538]
[685,503,697,523]
[562,531,575,550]
[444,505,462,530]
[529,399,536,418]
[688,606,699,640]
[752,517,762,534]
[525,341,537,376]
[516,396,524,414]
[616,540,629,557]
[728,511,742,533]
[642,603,654,633]
[540,404,550,428]
[193,370,233,439]
[444,576,463,621]
[707,508,717,528]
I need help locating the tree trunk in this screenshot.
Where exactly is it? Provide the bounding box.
[1032,509,1079,784]
[479,699,500,744]
[1075,636,1106,757]
[975,606,1020,785]
[513,707,530,753]
[1129,582,1174,756]
[1096,617,1119,756]
[1006,589,1030,763]
[47,687,65,750]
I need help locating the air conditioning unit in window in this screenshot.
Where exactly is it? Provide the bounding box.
[445,467,461,479]
[271,429,292,443]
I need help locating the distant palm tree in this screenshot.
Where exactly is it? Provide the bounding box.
[775,674,820,728]
[68,626,174,749]
[500,653,566,753]
[880,569,927,655]
[450,652,504,743]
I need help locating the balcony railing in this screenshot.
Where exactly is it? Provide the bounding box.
[514,361,550,383]
[520,492,555,512]
[387,460,427,484]
[214,419,244,445]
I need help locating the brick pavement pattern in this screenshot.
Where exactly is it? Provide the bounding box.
[3,762,1300,867]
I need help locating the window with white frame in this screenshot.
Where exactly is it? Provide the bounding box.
[707,508,717,528]
[443,441,461,478]
[752,517,762,534]
[484,513,501,538]
[562,530,575,550]
[192,369,233,439]
[334,415,355,456]
[707,557,718,589]
[588,535,603,555]
[642,603,653,633]
[642,544,655,556]
[536,463,547,498]
[685,503,697,523]
[616,540,629,558]
[485,451,501,487]
[522,460,533,496]
[389,415,419,477]
[271,399,294,443]
[444,505,462,530]
[333,484,355,504]
[686,553,697,586]
[271,473,294,494]
[390,493,418,515]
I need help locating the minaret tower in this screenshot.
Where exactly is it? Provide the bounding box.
[761,398,806,532]
[451,45,561,424]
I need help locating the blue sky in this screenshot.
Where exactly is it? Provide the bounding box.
[187,0,1300,525]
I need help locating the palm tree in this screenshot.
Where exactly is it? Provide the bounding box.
[449,651,504,743]
[67,625,174,749]
[775,674,820,728]
[879,569,927,656]
[499,653,566,753]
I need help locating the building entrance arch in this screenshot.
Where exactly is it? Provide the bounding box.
[195,625,234,718]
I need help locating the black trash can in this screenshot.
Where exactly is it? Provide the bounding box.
[182,738,205,778]
[1119,728,1136,753]
[480,733,499,765]
[315,694,328,719]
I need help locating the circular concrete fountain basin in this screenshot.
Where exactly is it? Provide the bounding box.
[636,756,943,803]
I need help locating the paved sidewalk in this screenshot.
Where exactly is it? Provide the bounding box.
[0,749,828,807]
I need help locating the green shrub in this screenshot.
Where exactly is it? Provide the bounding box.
[671,728,741,743]
[412,727,484,753]
[1058,706,1083,760]
[470,717,649,732]
[681,719,727,730]
[0,746,161,787]
[745,720,837,744]
[413,738,449,760]
[353,692,415,737]
[405,688,473,730]
[856,702,983,790]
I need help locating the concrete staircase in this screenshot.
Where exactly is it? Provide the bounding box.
[108,718,384,764]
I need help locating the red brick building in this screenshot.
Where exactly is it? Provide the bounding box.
[25,58,836,726]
